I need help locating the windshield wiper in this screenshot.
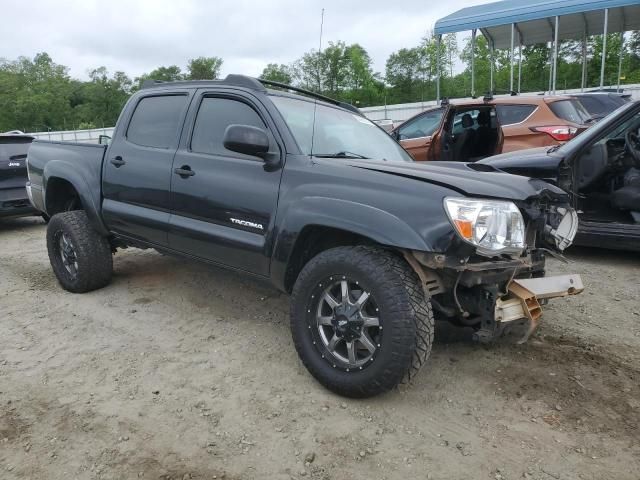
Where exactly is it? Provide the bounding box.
[547,145,562,153]
[313,151,370,159]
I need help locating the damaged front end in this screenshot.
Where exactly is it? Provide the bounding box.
[405,192,583,343]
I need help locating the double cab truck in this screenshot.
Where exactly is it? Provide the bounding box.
[26,75,583,398]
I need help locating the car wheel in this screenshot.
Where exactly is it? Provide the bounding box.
[46,210,113,293]
[290,246,434,398]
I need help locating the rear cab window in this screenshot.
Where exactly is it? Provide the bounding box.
[548,99,590,125]
[496,105,536,126]
[127,95,189,148]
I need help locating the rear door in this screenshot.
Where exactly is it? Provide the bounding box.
[497,104,539,152]
[396,108,444,161]
[168,90,283,276]
[102,91,192,246]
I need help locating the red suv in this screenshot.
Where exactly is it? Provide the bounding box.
[391,95,591,162]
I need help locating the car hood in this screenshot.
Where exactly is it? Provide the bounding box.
[477,147,556,168]
[343,158,568,201]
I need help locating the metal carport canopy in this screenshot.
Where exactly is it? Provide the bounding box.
[434,0,640,49]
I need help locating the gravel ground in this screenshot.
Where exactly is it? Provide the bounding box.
[1,216,639,480]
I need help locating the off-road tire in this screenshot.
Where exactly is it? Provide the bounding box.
[47,210,113,293]
[290,246,434,398]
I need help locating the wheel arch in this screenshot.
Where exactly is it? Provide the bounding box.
[271,197,431,293]
[43,161,108,235]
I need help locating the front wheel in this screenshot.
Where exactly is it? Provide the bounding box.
[290,246,434,398]
[46,210,113,293]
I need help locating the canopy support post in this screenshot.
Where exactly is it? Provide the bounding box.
[471,29,476,97]
[490,40,495,94]
[436,34,441,102]
[548,41,553,93]
[552,15,559,94]
[617,31,624,92]
[510,23,515,93]
[600,8,609,90]
[581,26,587,91]
[518,40,522,93]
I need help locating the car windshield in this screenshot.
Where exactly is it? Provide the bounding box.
[270,95,413,162]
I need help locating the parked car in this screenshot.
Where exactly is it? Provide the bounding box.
[479,100,640,251]
[26,75,582,397]
[392,95,591,162]
[372,118,395,133]
[0,133,37,219]
[569,92,631,122]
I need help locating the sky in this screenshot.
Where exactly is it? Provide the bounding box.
[0,0,480,80]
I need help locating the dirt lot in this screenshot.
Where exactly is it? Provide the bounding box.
[1,216,639,480]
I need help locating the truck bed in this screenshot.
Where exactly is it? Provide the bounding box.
[26,140,107,216]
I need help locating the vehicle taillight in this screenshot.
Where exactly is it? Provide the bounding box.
[529,126,577,142]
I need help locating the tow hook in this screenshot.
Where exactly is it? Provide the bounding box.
[496,274,584,343]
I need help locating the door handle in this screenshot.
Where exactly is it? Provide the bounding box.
[174,165,195,177]
[110,156,126,167]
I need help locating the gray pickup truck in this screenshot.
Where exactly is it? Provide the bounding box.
[26,75,583,397]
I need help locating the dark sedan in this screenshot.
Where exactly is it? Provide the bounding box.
[479,101,640,251]
[0,134,37,219]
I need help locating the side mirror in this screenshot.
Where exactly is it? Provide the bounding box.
[223,124,269,158]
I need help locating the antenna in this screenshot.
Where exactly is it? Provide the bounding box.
[317,8,324,91]
[310,8,325,158]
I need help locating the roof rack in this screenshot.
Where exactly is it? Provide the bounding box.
[141,74,266,91]
[258,78,361,114]
[140,74,362,115]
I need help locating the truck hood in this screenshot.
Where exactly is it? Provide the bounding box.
[344,159,568,202]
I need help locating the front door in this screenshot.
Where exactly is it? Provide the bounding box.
[168,92,283,276]
[397,108,444,161]
[102,92,192,246]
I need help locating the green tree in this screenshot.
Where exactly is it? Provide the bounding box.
[260,63,292,84]
[187,56,223,80]
[385,48,422,103]
[135,65,184,89]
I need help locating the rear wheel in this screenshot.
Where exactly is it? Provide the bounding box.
[47,211,113,293]
[290,246,434,398]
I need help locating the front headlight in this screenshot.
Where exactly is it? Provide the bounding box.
[444,197,526,254]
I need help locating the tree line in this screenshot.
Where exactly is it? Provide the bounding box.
[1,31,640,132]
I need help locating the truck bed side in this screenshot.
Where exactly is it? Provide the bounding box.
[27,140,109,234]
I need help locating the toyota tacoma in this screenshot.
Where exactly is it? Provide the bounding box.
[26,75,583,398]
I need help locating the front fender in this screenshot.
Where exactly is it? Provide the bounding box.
[269,195,452,291]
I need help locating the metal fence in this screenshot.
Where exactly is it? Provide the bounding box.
[29,127,114,143]
[26,83,640,139]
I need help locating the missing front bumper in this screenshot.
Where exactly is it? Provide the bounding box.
[496,274,584,343]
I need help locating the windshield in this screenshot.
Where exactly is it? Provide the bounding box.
[270,95,413,162]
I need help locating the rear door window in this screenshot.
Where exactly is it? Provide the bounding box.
[548,100,590,125]
[496,105,536,125]
[127,95,188,148]
[398,109,444,140]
